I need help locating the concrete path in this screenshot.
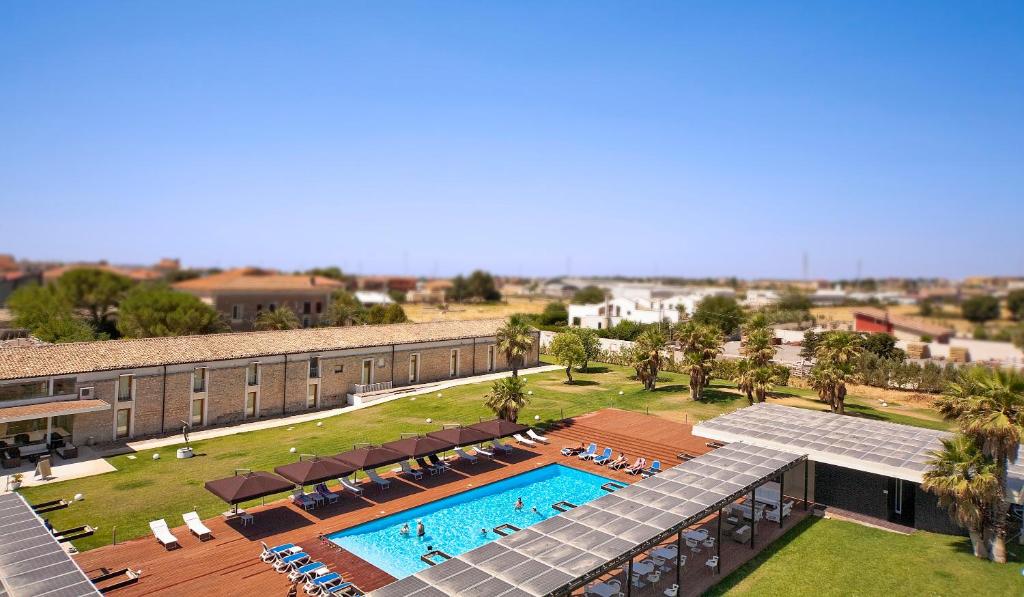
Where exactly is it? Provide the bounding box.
[2,446,117,492]
[126,364,560,451]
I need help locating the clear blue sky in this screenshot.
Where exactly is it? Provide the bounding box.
[2,2,1022,279]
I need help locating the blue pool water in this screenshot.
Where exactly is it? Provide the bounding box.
[328,464,615,578]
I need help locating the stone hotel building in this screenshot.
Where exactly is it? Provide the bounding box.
[0,319,538,452]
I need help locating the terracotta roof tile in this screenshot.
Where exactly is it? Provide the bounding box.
[0,319,509,380]
[173,269,344,292]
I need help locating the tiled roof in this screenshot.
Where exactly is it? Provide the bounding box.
[0,319,509,381]
[173,268,344,292]
[0,399,111,423]
[852,307,953,337]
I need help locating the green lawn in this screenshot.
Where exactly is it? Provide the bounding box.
[19,358,951,553]
[710,517,1023,596]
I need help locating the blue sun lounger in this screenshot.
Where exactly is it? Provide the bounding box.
[593,447,613,465]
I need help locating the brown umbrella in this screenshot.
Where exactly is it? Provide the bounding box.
[467,419,529,439]
[381,436,454,459]
[332,446,407,470]
[426,426,492,448]
[274,457,357,486]
[204,471,294,513]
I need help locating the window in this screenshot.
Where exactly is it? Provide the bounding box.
[450,349,460,377]
[269,303,277,312]
[409,354,419,384]
[0,381,49,403]
[53,377,77,395]
[117,375,134,401]
[308,357,320,379]
[315,301,322,314]
[361,359,373,385]
[246,363,260,386]
[306,383,318,408]
[245,391,257,418]
[572,317,581,326]
[191,398,205,425]
[302,316,311,328]
[487,345,496,372]
[116,408,131,439]
[303,301,312,314]
[231,304,244,320]
[193,367,207,393]
[256,304,263,314]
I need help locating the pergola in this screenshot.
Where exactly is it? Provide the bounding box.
[366,442,807,597]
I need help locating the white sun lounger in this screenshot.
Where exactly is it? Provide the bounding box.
[491,439,513,454]
[512,433,536,446]
[149,519,179,549]
[399,460,423,480]
[366,469,391,489]
[454,447,478,463]
[471,446,494,459]
[527,429,549,443]
[339,476,364,495]
[182,511,213,540]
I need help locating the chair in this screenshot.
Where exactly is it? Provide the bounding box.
[664,584,679,597]
[47,432,65,450]
[339,476,364,495]
[705,555,719,573]
[427,454,451,472]
[399,461,423,480]
[491,439,513,454]
[732,525,751,543]
[303,572,344,593]
[13,434,29,446]
[149,519,179,549]
[641,460,662,478]
[315,482,341,504]
[366,469,391,489]
[593,448,614,465]
[274,551,309,572]
[260,541,296,563]
[578,443,598,460]
[323,581,356,595]
[646,570,661,583]
[182,511,213,540]
[512,433,536,446]
[528,429,549,443]
[624,458,646,475]
[416,456,441,476]
[702,536,715,549]
[1,447,20,469]
[292,489,316,510]
[288,561,325,582]
[454,447,479,463]
[471,446,494,459]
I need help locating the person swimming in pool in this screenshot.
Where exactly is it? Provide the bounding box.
[400,523,410,535]
[481,528,488,534]
[514,497,524,510]
[531,506,538,514]
[416,520,425,537]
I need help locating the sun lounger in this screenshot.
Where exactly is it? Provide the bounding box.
[400,460,423,480]
[149,519,179,549]
[324,582,356,595]
[339,476,364,495]
[608,457,629,470]
[491,439,513,454]
[260,542,296,562]
[273,551,309,572]
[182,511,213,540]
[288,561,326,582]
[416,456,441,475]
[527,429,549,443]
[366,469,391,489]
[578,443,598,460]
[454,447,478,463]
[428,453,452,472]
[593,447,613,465]
[292,489,317,510]
[641,460,662,478]
[624,458,646,475]
[472,446,494,459]
[315,482,341,504]
[513,433,537,446]
[303,572,342,593]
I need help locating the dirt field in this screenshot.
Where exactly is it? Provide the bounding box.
[403,296,551,323]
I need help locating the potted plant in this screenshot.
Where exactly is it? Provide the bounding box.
[9,473,24,490]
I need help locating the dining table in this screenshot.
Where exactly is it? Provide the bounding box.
[684,528,709,542]
[586,582,619,597]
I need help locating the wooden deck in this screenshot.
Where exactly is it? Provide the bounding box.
[71,409,728,596]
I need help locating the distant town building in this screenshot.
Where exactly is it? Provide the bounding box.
[354,290,394,306]
[742,289,780,309]
[407,279,452,304]
[355,276,418,293]
[567,287,734,330]
[173,268,343,330]
[853,307,953,344]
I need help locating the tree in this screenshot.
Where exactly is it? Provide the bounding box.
[539,302,568,326]
[961,296,1000,323]
[572,286,606,304]
[799,330,820,361]
[922,434,998,559]
[56,268,134,334]
[809,331,863,414]
[466,270,502,301]
[776,291,812,313]
[549,332,586,383]
[305,266,347,282]
[485,375,530,422]
[324,291,366,326]
[1007,290,1024,321]
[862,333,906,362]
[734,359,755,405]
[7,284,98,343]
[934,367,1024,563]
[447,275,469,302]
[676,322,722,400]
[117,285,226,338]
[692,295,745,337]
[565,327,600,371]
[254,306,301,331]
[751,366,777,403]
[365,303,408,325]
[742,324,776,367]
[629,328,666,391]
[496,315,534,377]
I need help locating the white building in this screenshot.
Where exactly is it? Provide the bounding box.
[567,287,735,330]
[742,289,780,309]
[354,291,394,306]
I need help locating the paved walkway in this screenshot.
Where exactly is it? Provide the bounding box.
[127,364,560,451]
[2,447,117,492]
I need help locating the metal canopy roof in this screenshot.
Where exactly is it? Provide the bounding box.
[693,403,1024,504]
[0,493,99,597]
[366,442,804,597]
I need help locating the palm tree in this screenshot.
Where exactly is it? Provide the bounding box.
[253,306,300,331]
[817,330,863,365]
[934,367,1024,563]
[922,434,999,559]
[485,375,529,422]
[742,326,776,367]
[496,315,534,377]
[631,328,666,391]
[751,366,776,403]
[677,323,722,400]
[734,359,755,405]
[810,331,863,415]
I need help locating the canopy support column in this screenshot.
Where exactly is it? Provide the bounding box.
[675,530,682,587]
[46,417,52,448]
[750,487,756,549]
[779,473,785,528]
[803,459,809,511]
[716,508,722,573]
[625,559,633,597]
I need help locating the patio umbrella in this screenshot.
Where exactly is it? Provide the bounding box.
[332,445,407,470]
[204,471,294,513]
[381,435,455,459]
[426,426,491,448]
[274,456,357,486]
[467,419,529,439]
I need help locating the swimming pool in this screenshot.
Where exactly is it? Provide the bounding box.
[327,464,616,579]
